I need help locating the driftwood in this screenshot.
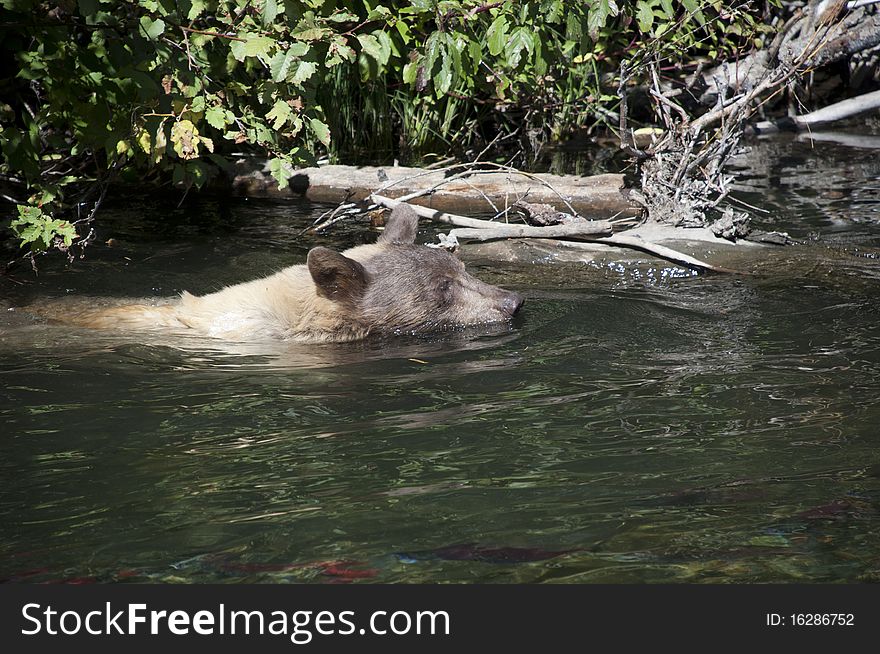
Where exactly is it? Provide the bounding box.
[373,193,612,237]
[753,89,880,132]
[370,193,507,229]
[371,194,743,274]
[796,130,880,148]
[448,222,613,243]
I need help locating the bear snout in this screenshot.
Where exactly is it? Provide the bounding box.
[500,292,525,318]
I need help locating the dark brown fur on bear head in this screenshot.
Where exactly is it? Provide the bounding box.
[307,203,523,335]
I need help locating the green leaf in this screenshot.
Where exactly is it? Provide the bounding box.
[366,6,392,21]
[205,106,230,130]
[378,29,396,59]
[587,0,618,41]
[289,60,317,85]
[402,60,419,84]
[544,0,563,22]
[230,35,275,62]
[269,49,295,83]
[262,0,279,27]
[293,26,332,41]
[53,220,77,247]
[435,53,453,97]
[309,117,330,147]
[139,16,166,41]
[506,27,533,69]
[636,2,654,33]
[468,38,482,72]
[187,0,207,21]
[533,35,546,76]
[266,100,292,129]
[357,33,390,66]
[326,11,359,23]
[405,0,434,12]
[447,33,462,84]
[565,12,583,40]
[288,42,309,57]
[326,38,356,67]
[424,31,443,74]
[11,205,77,251]
[186,160,212,188]
[487,14,509,57]
[267,157,292,190]
[173,163,186,185]
[681,0,706,25]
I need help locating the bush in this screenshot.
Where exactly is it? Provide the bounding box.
[0,0,773,258]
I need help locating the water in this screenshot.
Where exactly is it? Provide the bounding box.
[2,135,880,584]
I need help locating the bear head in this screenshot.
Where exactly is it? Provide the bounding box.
[306,203,524,336]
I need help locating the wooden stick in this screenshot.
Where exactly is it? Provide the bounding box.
[371,194,513,230]
[450,222,612,242]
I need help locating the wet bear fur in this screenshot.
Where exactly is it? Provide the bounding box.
[26,203,523,342]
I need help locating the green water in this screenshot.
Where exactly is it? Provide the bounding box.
[2,136,880,583]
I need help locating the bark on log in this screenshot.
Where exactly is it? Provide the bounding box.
[231,164,638,218]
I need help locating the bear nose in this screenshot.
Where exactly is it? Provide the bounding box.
[501,292,524,318]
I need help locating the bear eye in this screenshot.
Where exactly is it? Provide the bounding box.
[439,278,453,294]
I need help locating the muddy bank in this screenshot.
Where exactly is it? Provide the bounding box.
[230,160,639,219]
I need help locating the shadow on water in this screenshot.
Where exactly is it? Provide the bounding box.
[2,136,880,584]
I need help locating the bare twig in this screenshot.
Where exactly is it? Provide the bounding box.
[307,202,359,234]
[449,222,613,243]
[371,194,505,229]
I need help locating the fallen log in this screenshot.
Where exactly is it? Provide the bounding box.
[752,89,880,133]
[374,194,745,274]
[231,163,639,217]
[795,130,880,148]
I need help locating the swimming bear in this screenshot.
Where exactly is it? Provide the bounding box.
[24,203,523,342]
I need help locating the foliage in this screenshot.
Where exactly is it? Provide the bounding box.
[0,0,775,259]
[11,203,77,251]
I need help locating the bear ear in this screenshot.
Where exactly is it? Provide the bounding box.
[378,203,419,244]
[307,247,368,304]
